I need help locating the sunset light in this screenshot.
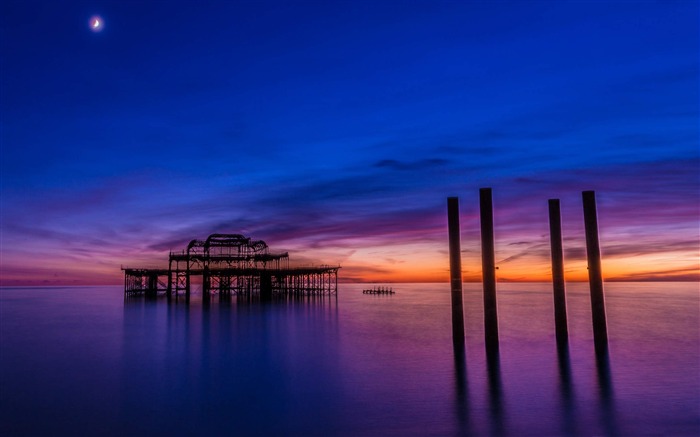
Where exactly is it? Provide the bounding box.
[1,2,698,436]
[0,2,697,287]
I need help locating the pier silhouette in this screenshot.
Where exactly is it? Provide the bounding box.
[123,233,339,299]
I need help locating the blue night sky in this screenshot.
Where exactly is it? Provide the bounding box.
[1,0,698,285]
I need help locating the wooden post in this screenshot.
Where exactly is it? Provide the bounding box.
[582,190,608,354]
[480,188,499,351]
[548,199,569,345]
[447,197,465,347]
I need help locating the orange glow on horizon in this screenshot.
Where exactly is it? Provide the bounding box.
[333,247,699,283]
[1,240,697,286]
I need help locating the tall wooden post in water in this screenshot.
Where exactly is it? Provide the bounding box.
[480,188,499,351]
[447,197,465,346]
[582,190,608,354]
[548,199,569,345]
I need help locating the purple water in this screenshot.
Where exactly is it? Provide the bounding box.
[1,282,698,436]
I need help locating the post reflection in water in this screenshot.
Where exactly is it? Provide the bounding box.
[595,350,617,436]
[556,342,576,436]
[554,342,617,437]
[452,342,471,435]
[486,346,505,436]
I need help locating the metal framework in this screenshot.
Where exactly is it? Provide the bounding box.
[123,234,339,299]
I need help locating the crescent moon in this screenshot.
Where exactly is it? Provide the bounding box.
[89,16,103,32]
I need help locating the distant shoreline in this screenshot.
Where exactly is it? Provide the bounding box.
[1,279,698,289]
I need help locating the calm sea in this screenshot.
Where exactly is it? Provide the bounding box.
[1,282,698,436]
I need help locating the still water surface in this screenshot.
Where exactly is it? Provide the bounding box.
[1,283,698,436]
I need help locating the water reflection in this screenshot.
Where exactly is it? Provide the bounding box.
[486,346,505,436]
[557,342,576,435]
[452,342,470,435]
[2,284,695,436]
[595,350,617,436]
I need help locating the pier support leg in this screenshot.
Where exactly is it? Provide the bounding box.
[480,188,499,351]
[548,199,569,346]
[260,273,272,301]
[203,267,211,303]
[145,273,156,299]
[582,190,608,354]
[167,261,172,302]
[447,197,465,347]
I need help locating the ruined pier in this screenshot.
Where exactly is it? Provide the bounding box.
[123,234,339,298]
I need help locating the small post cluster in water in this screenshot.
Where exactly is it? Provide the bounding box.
[362,286,395,295]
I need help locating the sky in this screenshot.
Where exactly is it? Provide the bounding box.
[1,0,698,285]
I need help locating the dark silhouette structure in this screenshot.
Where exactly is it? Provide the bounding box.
[582,191,609,354]
[123,234,339,298]
[447,188,610,358]
[480,188,499,351]
[362,286,395,295]
[447,197,466,347]
[548,199,569,346]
